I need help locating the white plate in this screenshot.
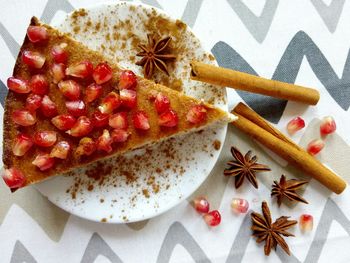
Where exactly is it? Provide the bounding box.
[36,2,229,223]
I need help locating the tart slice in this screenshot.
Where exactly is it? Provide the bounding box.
[2,17,236,190]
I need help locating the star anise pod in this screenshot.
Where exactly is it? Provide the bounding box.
[136,34,176,79]
[271,175,308,206]
[251,201,297,256]
[224,147,271,189]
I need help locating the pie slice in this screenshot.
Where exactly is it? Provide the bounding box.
[2,17,236,190]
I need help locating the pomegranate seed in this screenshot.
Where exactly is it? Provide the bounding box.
[12,134,33,156]
[12,110,36,126]
[118,70,137,90]
[120,89,137,109]
[65,60,93,78]
[96,129,113,153]
[307,139,325,155]
[22,50,46,69]
[1,167,26,188]
[27,26,48,43]
[154,93,170,114]
[158,109,178,127]
[32,153,55,171]
[203,210,221,227]
[50,141,70,159]
[93,62,112,84]
[7,77,30,94]
[91,110,109,128]
[186,105,207,124]
[58,80,81,100]
[65,100,86,117]
[67,116,93,137]
[109,112,128,130]
[50,63,66,84]
[111,129,129,143]
[51,114,76,131]
[193,197,210,213]
[41,95,58,117]
[51,43,68,63]
[299,214,313,232]
[85,83,102,103]
[76,137,96,156]
[26,94,42,111]
[30,74,49,95]
[33,131,57,147]
[320,116,336,135]
[231,198,249,213]
[148,90,158,100]
[287,117,305,135]
[133,111,150,130]
[98,92,121,114]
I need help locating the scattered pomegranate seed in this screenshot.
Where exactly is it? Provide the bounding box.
[65,100,86,117]
[51,43,68,63]
[111,129,129,143]
[118,70,137,90]
[41,95,58,117]
[26,93,42,111]
[33,131,57,147]
[27,26,48,43]
[120,89,137,109]
[109,112,128,130]
[1,167,26,188]
[50,63,66,84]
[186,105,207,124]
[7,77,30,94]
[93,62,112,84]
[22,50,46,69]
[158,109,178,127]
[51,114,76,131]
[91,110,109,128]
[96,129,113,153]
[154,93,170,114]
[58,80,81,100]
[193,197,210,213]
[203,210,221,227]
[98,92,121,114]
[85,83,102,103]
[12,110,36,126]
[66,116,93,137]
[50,141,70,159]
[299,214,313,232]
[76,137,96,156]
[29,74,49,95]
[32,153,55,171]
[231,198,249,213]
[65,60,93,78]
[320,116,336,136]
[133,111,150,130]
[307,139,325,155]
[12,134,33,156]
[287,117,305,135]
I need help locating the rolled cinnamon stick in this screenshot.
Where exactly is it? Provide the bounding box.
[190,61,320,105]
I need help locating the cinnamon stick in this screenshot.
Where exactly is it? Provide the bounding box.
[190,61,320,105]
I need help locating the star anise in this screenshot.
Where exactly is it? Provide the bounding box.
[136,34,176,79]
[251,201,297,256]
[271,175,308,206]
[224,147,271,189]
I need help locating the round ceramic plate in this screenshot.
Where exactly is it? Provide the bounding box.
[36,2,229,223]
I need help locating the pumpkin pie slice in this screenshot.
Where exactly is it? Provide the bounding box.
[1,17,236,190]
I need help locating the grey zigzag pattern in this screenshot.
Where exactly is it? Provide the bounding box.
[311,0,345,33]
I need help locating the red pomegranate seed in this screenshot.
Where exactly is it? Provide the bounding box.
[22,50,46,69]
[26,94,42,111]
[231,198,249,213]
[320,116,336,135]
[32,153,55,171]
[67,116,93,137]
[58,80,81,100]
[65,60,93,78]
[91,110,109,128]
[76,137,96,156]
[30,74,49,95]
[51,43,68,63]
[7,77,30,94]
[287,116,305,135]
[299,214,313,232]
[50,141,70,159]
[118,70,137,90]
[203,210,221,227]
[307,139,325,155]
[158,109,178,127]
[33,131,57,147]
[154,92,170,114]
[193,197,210,213]
[12,110,36,126]
[111,129,129,143]
[41,95,58,117]
[133,111,150,130]
[109,112,128,130]
[1,167,26,188]
[187,105,207,124]
[50,63,66,84]
[93,62,112,84]
[120,89,137,109]
[65,100,86,117]
[27,26,48,43]
[96,129,113,153]
[98,92,121,114]
[12,133,33,156]
[85,83,102,103]
[51,114,76,131]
